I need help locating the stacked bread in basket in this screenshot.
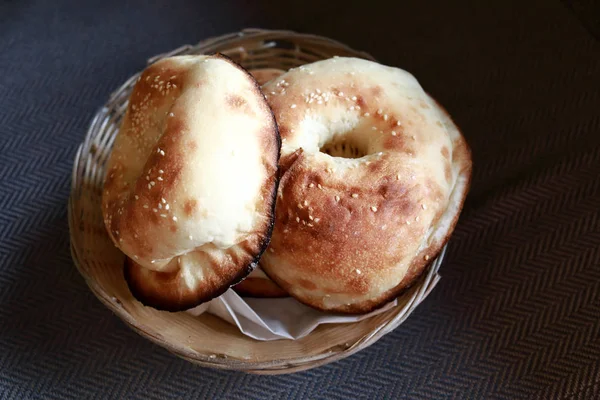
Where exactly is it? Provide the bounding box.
[69,29,471,373]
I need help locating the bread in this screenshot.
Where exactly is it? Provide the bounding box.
[232,267,288,298]
[260,57,471,313]
[250,68,285,86]
[227,67,288,299]
[102,54,280,311]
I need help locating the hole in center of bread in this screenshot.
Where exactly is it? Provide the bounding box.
[320,137,367,159]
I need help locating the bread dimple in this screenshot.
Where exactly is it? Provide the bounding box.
[260,57,471,313]
[102,54,280,311]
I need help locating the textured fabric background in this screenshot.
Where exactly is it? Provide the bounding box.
[1,0,599,398]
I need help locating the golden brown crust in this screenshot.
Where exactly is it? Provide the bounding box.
[124,231,272,311]
[250,68,285,86]
[232,271,289,298]
[260,58,472,313]
[102,54,281,311]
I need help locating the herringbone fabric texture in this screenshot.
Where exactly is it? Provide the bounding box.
[1,0,599,398]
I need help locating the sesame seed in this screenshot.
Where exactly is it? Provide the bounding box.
[352,193,359,198]
[169,112,174,117]
[307,223,313,227]
[316,89,321,94]
[318,184,323,189]
[338,91,344,96]
[172,216,177,221]
[143,205,149,209]
[158,203,162,209]
[406,221,411,225]
[161,198,166,203]
[160,214,167,218]
[165,204,170,210]
[314,217,321,223]
[290,104,297,109]
[377,109,382,115]
[152,208,158,212]
[371,206,378,212]
[318,100,323,104]
[349,106,355,111]
[150,181,155,186]
[309,215,314,220]
[396,121,402,126]
[425,255,430,261]
[157,148,161,153]
[422,204,427,210]
[356,269,362,274]
[397,174,401,180]
[309,183,314,188]
[134,195,139,200]
[372,126,377,130]
[189,235,193,240]
[147,184,151,189]
[146,176,150,181]
[303,200,308,206]
[269,248,275,253]
[157,177,163,181]
[296,217,300,223]
[335,195,340,202]
[351,96,357,101]
[297,203,303,209]
[364,112,371,117]
[416,216,420,221]
[302,220,307,225]
[391,131,397,136]
[384,114,389,121]
[412,135,416,140]
[159,170,164,174]
[160,150,165,156]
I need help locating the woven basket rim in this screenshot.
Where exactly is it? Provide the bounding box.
[68,28,446,373]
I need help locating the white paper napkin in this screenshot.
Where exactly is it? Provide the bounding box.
[187,290,399,341]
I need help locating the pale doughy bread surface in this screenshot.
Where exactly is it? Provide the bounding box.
[260,57,471,313]
[230,67,288,298]
[102,54,280,311]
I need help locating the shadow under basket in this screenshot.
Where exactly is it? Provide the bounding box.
[68,28,446,374]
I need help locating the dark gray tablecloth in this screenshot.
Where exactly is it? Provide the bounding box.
[1,0,599,398]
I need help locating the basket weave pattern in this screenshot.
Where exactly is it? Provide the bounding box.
[68,29,445,374]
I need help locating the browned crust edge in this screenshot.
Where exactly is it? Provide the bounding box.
[232,276,289,298]
[122,53,282,312]
[261,96,472,314]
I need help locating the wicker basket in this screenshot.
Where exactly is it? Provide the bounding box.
[68,28,445,374]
